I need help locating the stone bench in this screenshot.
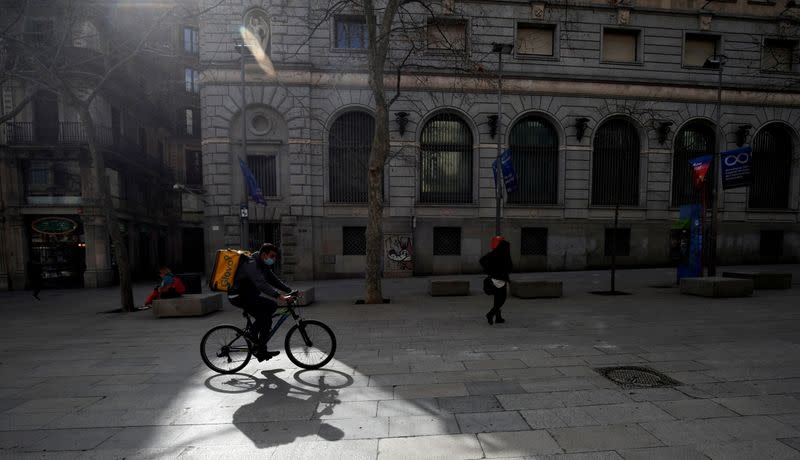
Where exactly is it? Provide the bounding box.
[680,277,754,298]
[277,287,316,307]
[152,293,223,318]
[429,280,470,296]
[511,280,563,299]
[721,271,792,290]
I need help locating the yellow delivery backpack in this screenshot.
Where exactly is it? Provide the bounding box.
[209,249,251,292]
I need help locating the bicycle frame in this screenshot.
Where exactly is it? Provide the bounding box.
[241,299,303,344]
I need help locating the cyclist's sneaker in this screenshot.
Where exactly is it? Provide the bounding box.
[254,349,280,362]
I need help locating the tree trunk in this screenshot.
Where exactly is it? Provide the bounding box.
[365,101,389,304]
[79,107,135,312]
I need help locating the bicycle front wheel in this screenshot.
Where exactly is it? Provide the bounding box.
[200,325,252,374]
[284,320,336,370]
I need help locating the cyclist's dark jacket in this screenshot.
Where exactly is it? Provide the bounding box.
[230,255,291,300]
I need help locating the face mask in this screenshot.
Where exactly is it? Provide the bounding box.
[265,258,275,266]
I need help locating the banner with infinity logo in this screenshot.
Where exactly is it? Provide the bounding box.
[720,146,753,190]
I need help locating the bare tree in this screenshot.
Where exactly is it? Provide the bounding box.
[0,0,181,310]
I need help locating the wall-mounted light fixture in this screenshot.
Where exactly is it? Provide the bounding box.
[657,121,674,145]
[487,115,499,139]
[736,124,752,147]
[395,112,409,137]
[575,117,589,142]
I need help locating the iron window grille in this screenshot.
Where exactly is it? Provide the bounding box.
[604,228,631,257]
[420,113,473,204]
[671,123,715,207]
[750,124,792,209]
[329,111,375,203]
[591,119,640,206]
[433,227,462,256]
[521,228,548,256]
[508,116,558,204]
[247,155,277,197]
[342,226,367,255]
[335,16,369,49]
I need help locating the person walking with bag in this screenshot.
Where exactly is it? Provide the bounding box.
[480,236,512,325]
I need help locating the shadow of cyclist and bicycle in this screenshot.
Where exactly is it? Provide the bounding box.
[204,367,354,448]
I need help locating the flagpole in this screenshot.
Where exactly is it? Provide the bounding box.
[235,40,249,250]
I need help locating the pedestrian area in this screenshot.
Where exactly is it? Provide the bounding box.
[1,266,800,459]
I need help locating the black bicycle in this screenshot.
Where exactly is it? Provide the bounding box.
[200,292,336,374]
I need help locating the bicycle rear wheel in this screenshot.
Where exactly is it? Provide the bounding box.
[201,325,252,374]
[284,320,336,370]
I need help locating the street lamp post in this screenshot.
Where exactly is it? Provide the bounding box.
[492,43,513,237]
[234,40,249,250]
[703,54,727,277]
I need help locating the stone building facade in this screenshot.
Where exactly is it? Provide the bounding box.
[199,0,800,280]
[0,1,203,290]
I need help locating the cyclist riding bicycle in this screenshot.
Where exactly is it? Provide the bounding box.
[227,243,294,362]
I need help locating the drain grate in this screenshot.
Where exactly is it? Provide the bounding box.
[595,366,681,389]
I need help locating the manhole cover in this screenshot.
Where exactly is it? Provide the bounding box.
[595,366,681,389]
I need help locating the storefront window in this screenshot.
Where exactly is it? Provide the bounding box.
[28,216,86,287]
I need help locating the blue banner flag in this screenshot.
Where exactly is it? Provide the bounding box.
[500,148,518,194]
[239,158,267,205]
[720,146,753,190]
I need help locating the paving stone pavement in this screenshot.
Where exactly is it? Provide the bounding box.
[1,265,800,459]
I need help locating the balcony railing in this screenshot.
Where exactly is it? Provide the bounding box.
[3,121,169,172]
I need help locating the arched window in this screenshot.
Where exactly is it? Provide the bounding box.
[420,113,473,203]
[591,118,640,206]
[750,124,793,209]
[508,115,559,204]
[329,111,375,203]
[672,122,716,206]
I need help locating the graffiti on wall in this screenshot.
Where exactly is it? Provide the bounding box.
[385,234,413,272]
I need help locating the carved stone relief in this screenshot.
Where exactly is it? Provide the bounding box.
[244,8,270,56]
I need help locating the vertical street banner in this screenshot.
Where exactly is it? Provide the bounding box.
[238,158,267,205]
[500,148,518,194]
[688,154,713,190]
[720,146,753,190]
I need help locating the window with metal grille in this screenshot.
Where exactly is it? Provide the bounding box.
[672,123,715,207]
[521,228,548,256]
[433,227,461,255]
[28,19,54,45]
[684,34,719,67]
[760,230,784,260]
[427,19,467,51]
[508,116,558,204]
[762,39,797,73]
[592,119,640,206]
[247,155,277,197]
[605,228,631,256]
[342,226,366,255]
[420,114,473,204]
[602,28,640,63]
[335,16,368,49]
[516,23,555,57]
[750,124,792,209]
[185,150,203,186]
[329,111,374,203]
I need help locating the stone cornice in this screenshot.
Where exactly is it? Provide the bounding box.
[201,69,800,107]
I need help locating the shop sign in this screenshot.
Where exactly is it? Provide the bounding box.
[31,217,78,236]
